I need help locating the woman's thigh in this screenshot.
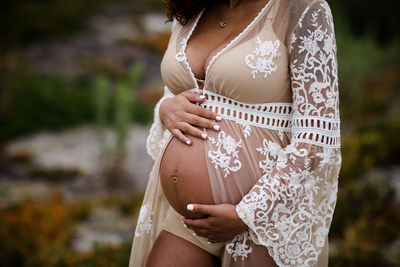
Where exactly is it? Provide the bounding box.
[146,230,221,267]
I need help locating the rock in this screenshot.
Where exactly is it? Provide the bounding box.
[5,124,154,191]
[71,206,134,252]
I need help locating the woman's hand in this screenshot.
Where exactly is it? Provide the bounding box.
[182,204,248,243]
[159,91,221,145]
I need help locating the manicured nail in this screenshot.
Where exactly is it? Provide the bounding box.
[199,95,205,99]
[186,140,191,145]
[213,125,220,131]
[207,241,211,244]
[216,115,222,121]
[193,232,197,236]
[201,133,207,139]
[187,204,194,211]
[183,223,188,229]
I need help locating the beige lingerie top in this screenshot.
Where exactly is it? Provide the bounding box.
[130,0,342,266]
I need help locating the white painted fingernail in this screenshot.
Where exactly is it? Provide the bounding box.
[186,140,191,145]
[183,224,187,229]
[201,133,207,139]
[213,125,220,131]
[216,115,222,121]
[199,95,205,99]
[207,241,211,244]
[187,204,194,211]
[193,232,197,236]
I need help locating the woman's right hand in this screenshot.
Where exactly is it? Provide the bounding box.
[159,91,221,145]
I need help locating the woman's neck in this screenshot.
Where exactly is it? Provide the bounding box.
[228,0,245,8]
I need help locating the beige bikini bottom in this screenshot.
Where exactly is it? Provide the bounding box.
[161,207,225,257]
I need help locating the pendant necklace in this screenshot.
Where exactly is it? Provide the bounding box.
[219,3,236,29]
[219,20,227,29]
[219,10,232,29]
[219,0,245,29]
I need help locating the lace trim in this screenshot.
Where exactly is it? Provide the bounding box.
[175,9,205,87]
[189,88,293,132]
[205,0,275,77]
[162,86,341,148]
[292,116,341,148]
[134,203,154,237]
[176,0,276,86]
[145,86,174,160]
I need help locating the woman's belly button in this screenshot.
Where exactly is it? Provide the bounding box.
[160,135,215,219]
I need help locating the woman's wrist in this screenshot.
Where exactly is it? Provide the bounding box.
[233,205,248,232]
[158,96,171,125]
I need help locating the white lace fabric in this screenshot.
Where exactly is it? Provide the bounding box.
[234,1,341,266]
[145,86,174,160]
[131,1,341,267]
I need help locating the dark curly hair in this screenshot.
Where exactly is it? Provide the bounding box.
[164,0,229,25]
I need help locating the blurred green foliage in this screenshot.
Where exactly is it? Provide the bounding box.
[328,4,400,265]
[61,241,132,267]
[94,63,144,154]
[0,0,164,52]
[0,0,399,266]
[330,0,400,44]
[93,62,146,188]
[0,191,142,267]
[0,0,137,52]
[0,67,154,143]
[331,175,400,266]
[0,69,93,140]
[2,0,111,51]
[0,192,89,266]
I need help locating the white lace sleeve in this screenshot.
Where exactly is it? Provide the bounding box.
[235,1,342,266]
[146,86,174,160]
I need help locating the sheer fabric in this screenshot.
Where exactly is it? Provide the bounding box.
[129,0,341,266]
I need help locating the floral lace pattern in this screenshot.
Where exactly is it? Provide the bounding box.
[290,4,339,120]
[245,37,281,79]
[135,1,341,267]
[237,145,340,266]
[225,230,253,261]
[237,121,252,138]
[235,2,341,266]
[208,131,243,178]
[256,139,282,175]
[146,86,174,160]
[134,203,154,237]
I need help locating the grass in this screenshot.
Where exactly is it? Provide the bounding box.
[0,67,154,143]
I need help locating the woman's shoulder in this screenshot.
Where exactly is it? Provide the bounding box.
[278,0,330,17]
[284,0,328,8]
[276,0,334,33]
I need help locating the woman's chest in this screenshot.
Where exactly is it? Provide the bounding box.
[185,2,270,81]
[161,1,292,104]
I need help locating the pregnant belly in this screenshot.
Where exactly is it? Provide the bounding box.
[160,135,214,219]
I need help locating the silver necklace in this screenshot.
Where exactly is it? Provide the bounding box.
[218,3,236,29]
[219,0,243,30]
[219,20,227,29]
[219,0,246,29]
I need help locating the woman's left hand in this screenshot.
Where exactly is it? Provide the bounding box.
[182,203,248,243]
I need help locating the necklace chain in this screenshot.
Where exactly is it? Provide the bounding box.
[219,1,241,29]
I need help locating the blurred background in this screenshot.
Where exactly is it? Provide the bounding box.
[0,0,399,266]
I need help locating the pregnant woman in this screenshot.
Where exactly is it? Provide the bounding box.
[129,0,341,266]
